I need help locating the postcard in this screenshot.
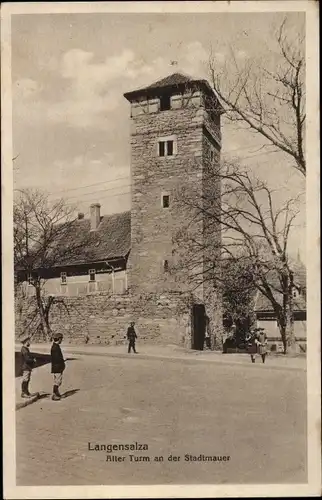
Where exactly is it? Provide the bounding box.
[2,1,320,498]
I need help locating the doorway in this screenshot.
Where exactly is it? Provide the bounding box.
[191,304,206,350]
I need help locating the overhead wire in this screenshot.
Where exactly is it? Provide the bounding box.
[45,147,281,205]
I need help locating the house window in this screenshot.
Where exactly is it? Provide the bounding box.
[163,260,169,272]
[60,272,67,285]
[89,269,96,282]
[160,95,171,111]
[158,140,175,157]
[162,194,170,208]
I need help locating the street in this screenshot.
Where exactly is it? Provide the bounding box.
[16,353,307,485]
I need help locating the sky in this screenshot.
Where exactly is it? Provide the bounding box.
[11,11,306,262]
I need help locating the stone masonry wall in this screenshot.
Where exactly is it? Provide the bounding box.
[128,99,207,295]
[15,291,193,347]
[202,133,223,347]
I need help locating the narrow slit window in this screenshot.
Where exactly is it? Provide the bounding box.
[162,195,170,208]
[163,260,169,272]
[89,269,96,282]
[160,95,171,111]
[60,272,67,285]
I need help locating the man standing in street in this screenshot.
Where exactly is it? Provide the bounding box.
[127,321,138,354]
[51,333,65,401]
[20,336,37,398]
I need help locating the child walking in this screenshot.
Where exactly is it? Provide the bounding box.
[51,333,65,401]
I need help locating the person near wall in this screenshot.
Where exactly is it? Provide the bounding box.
[204,330,211,350]
[246,331,258,363]
[204,315,211,350]
[51,333,65,401]
[257,328,268,364]
[20,336,37,398]
[127,322,138,354]
[246,328,268,363]
[223,323,237,353]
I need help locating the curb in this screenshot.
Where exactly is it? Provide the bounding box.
[17,345,306,372]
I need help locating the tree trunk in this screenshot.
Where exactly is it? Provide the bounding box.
[278,271,296,354]
[277,311,296,355]
[35,283,51,340]
[278,323,287,354]
[286,272,296,352]
[285,303,296,353]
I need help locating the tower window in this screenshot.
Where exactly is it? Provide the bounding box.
[159,141,165,157]
[162,195,170,208]
[157,135,177,157]
[158,140,174,157]
[89,269,96,282]
[60,272,67,285]
[163,260,169,272]
[160,95,171,111]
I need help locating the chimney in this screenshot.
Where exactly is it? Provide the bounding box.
[78,212,84,220]
[90,203,101,231]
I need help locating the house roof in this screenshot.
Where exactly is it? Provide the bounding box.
[291,259,306,289]
[254,260,307,313]
[123,72,223,110]
[53,210,131,267]
[254,291,306,313]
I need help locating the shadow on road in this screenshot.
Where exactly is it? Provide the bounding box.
[15,352,79,377]
[61,389,80,399]
[37,392,51,400]
[15,352,51,377]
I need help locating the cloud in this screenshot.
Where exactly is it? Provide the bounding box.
[46,48,167,127]
[14,41,211,129]
[236,50,248,60]
[179,41,209,77]
[14,78,41,99]
[213,52,225,64]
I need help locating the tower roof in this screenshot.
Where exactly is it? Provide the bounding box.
[144,72,194,89]
[124,72,222,110]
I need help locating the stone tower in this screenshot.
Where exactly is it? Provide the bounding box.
[124,73,223,338]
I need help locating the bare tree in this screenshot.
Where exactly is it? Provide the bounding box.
[209,19,305,176]
[14,188,91,339]
[174,160,304,354]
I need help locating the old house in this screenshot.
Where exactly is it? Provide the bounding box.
[18,206,131,296]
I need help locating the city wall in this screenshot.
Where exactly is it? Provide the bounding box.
[15,292,193,347]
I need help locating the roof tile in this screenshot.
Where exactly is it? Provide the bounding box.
[55,211,131,267]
